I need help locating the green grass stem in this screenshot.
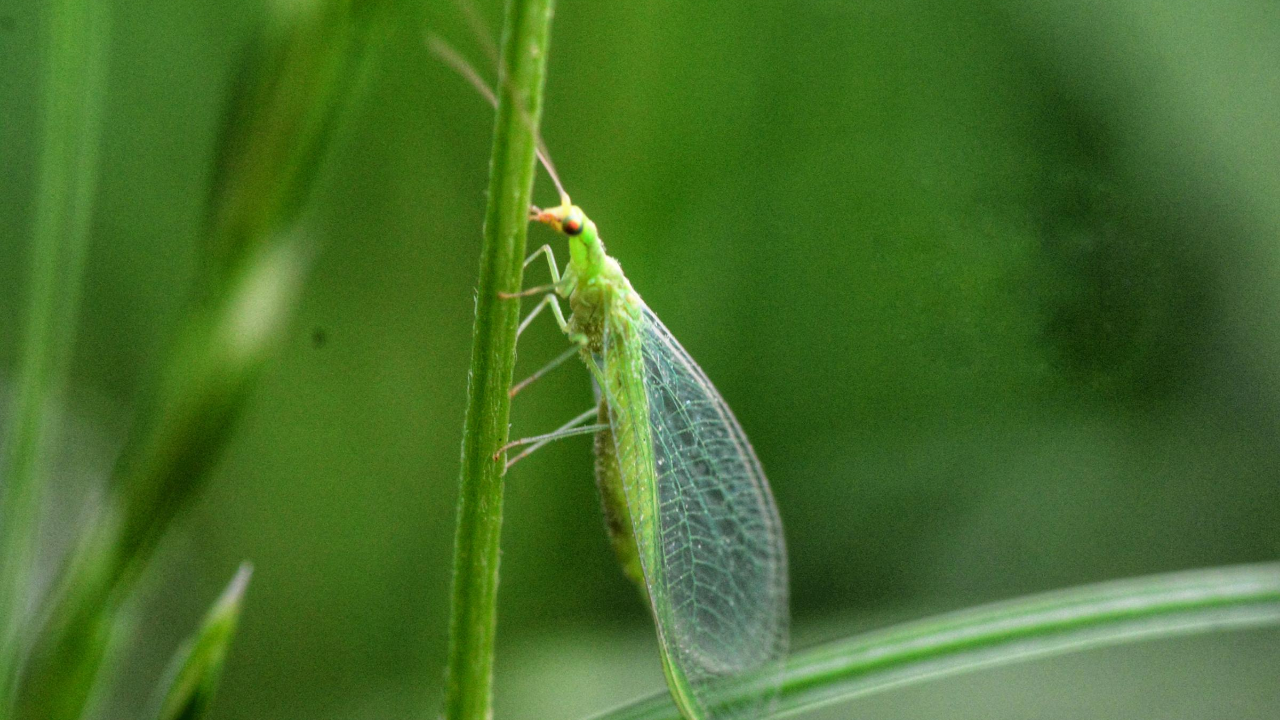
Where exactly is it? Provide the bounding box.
[442,1,557,719]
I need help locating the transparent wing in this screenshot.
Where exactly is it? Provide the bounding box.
[605,304,789,720]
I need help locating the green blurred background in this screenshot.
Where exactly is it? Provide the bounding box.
[3,0,1279,717]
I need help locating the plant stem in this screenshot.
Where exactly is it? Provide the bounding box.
[592,563,1280,720]
[0,0,108,710]
[442,1,557,719]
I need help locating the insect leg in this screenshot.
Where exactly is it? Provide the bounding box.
[525,243,563,281]
[510,290,584,395]
[517,293,568,337]
[509,345,579,398]
[515,289,576,338]
[496,407,607,473]
[508,293,582,394]
[498,245,563,299]
[500,282,557,299]
[579,352,612,402]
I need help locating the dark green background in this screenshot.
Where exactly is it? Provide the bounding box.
[3,0,1278,718]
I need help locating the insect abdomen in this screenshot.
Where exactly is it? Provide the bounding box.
[593,399,647,596]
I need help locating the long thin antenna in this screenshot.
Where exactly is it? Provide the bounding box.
[427,34,571,206]
[428,34,497,106]
[453,0,499,66]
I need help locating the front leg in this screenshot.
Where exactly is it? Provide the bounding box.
[499,244,567,299]
[517,293,570,338]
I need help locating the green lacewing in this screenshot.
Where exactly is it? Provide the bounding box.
[515,201,789,720]
[430,30,790,720]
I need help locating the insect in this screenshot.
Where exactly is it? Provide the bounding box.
[433,34,789,720]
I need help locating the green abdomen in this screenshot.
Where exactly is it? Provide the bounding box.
[593,297,661,598]
[593,399,646,595]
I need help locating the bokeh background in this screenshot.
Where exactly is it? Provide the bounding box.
[3,0,1279,718]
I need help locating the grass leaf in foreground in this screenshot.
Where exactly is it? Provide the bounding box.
[148,564,252,720]
[592,563,1280,720]
[0,0,109,707]
[13,2,386,717]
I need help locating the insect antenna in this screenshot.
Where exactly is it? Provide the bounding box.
[427,33,571,206]
[452,0,499,67]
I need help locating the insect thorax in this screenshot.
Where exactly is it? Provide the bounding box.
[568,284,608,353]
[568,265,638,355]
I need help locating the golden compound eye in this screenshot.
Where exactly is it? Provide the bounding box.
[563,216,583,236]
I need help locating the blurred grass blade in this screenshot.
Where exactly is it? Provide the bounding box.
[443,0,556,719]
[0,0,109,709]
[204,0,388,288]
[148,564,252,720]
[592,563,1280,720]
[13,2,387,718]
[15,236,308,720]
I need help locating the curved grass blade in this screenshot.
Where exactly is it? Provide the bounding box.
[588,562,1280,720]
